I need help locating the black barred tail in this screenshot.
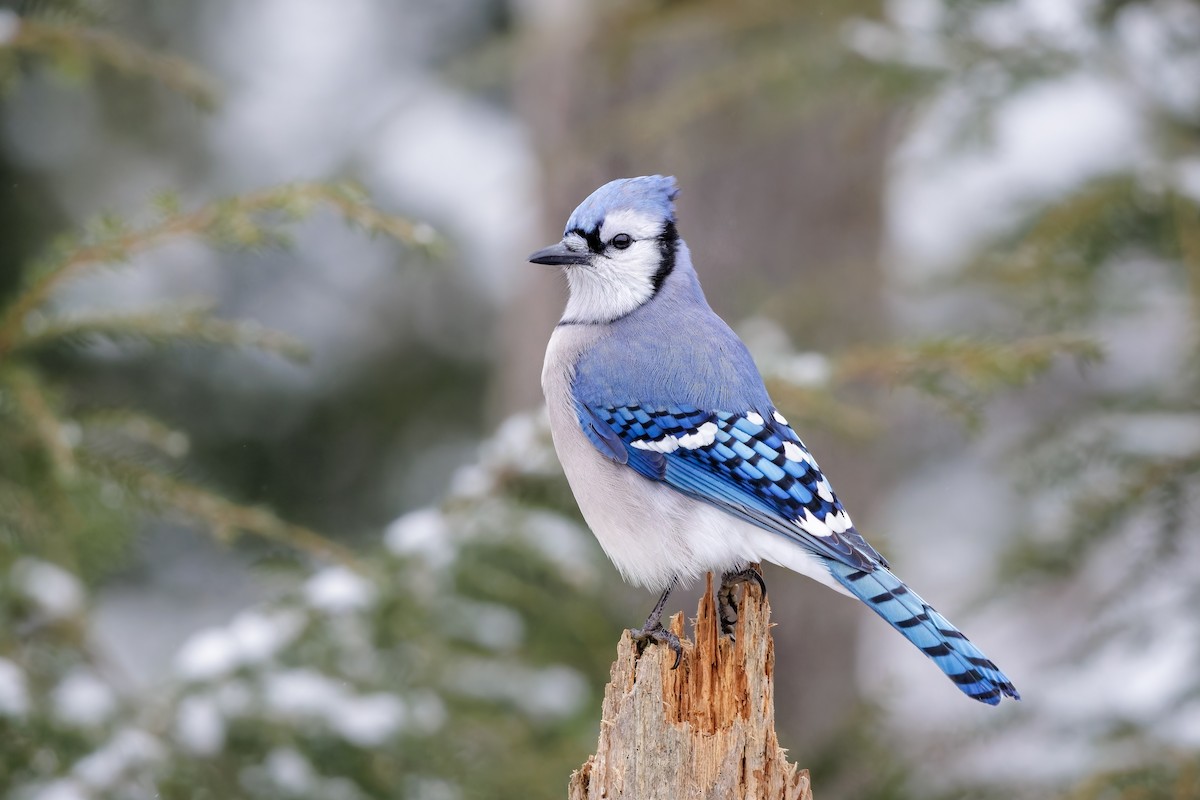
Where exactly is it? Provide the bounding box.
[828,561,1020,705]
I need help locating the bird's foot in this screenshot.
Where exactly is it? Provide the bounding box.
[717,566,767,640]
[630,621,683,670]
[631,580,681,669]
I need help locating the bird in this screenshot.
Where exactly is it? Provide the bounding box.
[530,175,1019,705]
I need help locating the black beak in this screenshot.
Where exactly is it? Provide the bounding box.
[528,241,591,266]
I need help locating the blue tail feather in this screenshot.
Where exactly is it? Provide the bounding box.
[828,561,1020,705]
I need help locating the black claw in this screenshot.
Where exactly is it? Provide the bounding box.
[631,580,681,668]
[717,566,767,639]
[632,623,683,669]
[720,566,767,599]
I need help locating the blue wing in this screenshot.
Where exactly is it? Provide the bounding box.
[578,401,1021,705]
[580,401,886,571]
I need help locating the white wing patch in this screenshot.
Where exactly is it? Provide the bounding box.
[630,421,719,453]
[772,411,788,425]
[815,477,834,502]
[799,508,833,538]
[782,440,817,467]
[745,411,764,426]
[825,509,853,533]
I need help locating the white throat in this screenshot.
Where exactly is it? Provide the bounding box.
[561,208,669,324]
[562,251,658,323]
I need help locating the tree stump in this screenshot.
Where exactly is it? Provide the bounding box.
[568,574,813,799]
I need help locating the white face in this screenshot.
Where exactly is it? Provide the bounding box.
[562,209,669,324]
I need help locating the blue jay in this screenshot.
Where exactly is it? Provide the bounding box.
[531,175,1019,705]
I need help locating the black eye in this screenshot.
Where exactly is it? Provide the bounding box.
[611,233,633,250]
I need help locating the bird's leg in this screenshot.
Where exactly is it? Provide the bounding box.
[630,579,682,669]
[717,565,767,639]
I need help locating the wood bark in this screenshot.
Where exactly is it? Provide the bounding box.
[568,575,812,800]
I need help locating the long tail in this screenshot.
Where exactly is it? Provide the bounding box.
[827,561,1020,705]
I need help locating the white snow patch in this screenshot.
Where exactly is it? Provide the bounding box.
[0,9,19,45]
[478,412,557,476]
[445,414,556,499]
[777,353,833,388]
[304,566,375,613]
[0,657,29,717]
[215,679,254,715]
[175,627,239,681]
[1117,3,1200,120]
[24,779,89,800]
[13,558,85,619]
[889,74,1142,274]
[886,0,940,30]
[385,508,455,568]
[53,669,117,728]
[448,463,491,498]
[518,511,595,579]
[327,693,406,746]
[73,728,164,790]
[173,609,304,682]
[262,668,406,745]
[229,609,305,664]
[405,776,462,800]
[449,660,587,720]
[1176,158,1200,204]
[456,601,524,651]
[263,747,316,795]
[174,695,226,756]
[263,668,344,717]
[406,690,447,734]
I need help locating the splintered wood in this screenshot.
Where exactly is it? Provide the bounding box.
[568,575,813,800]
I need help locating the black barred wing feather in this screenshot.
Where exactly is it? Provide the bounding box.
[581,402,886,572]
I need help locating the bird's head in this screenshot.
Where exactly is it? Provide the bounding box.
[529,175,681,324]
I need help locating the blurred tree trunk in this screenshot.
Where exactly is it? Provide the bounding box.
[569,576,812,800]
[508,0,892,765]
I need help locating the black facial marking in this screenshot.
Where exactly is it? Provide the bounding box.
[652,221,678,292]
[571,226,605,254]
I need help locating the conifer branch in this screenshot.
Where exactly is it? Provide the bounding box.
[11,304,309,362]
[1,16,219,108]
[835,333,1102,425]
[838,334,1101,391]
[115,464,362,569]
[0,182,433,359]
[768,333,1100,432]
[4,367,76,480]
[76,409,191,460]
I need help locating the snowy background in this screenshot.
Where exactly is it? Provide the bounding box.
[2,0,1198,798]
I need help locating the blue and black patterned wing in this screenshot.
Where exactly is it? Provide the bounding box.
[581,402,885,571]
[579,401,1021,705]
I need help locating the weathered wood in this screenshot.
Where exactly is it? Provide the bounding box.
[569,575,812,800]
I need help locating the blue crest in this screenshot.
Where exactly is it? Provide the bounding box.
[565,175,680,234]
